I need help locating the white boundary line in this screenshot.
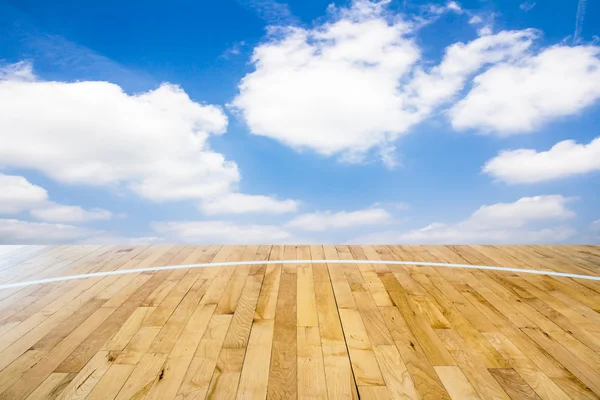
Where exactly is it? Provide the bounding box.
[1,259,599,290]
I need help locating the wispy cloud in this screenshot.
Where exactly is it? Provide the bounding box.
[520,1,536,12]
[0,2,156,91]
[236,0,298,25]
[221,41,247,59]
[574,0,587,44]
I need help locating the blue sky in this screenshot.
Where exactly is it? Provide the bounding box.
[0,0,599,244]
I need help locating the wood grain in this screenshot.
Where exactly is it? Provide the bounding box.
[0,245,597,399]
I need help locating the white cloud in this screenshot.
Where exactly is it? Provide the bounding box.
[483,137,600,183]
[591,220,600,232]
[0,173,115,223]
[287,208,391,231]
[0,62,293,214]
[152,220,292,244]
[200,193,298,215]
[0,61,35,81]
[426,1,464,15]
[231,0,546,165]
[451,46,600,134]
[364,225,576,244]
[233,0,600,158]
[0,63,235,202]
[81,235,164,245]
[0,173,48,213]
[0,218,101,244]
[467,195,575,228]
[353,195,576,244]
[231,5,421,163]
[406,29,536,113]
[520,1,536,12]
[30,203,113,223]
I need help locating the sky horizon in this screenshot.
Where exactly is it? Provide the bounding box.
[0,0,599,244]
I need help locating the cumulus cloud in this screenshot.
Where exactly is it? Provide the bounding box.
[0,173,48,213]
[0,173,114,223]
[406,29,536,113]
[232,0,600,161]
[0,63,235,201]
[451,46,600,134]
[152,220,292,244]
[353,195,576,244]
[483,137,600,183]
[287,208,391,231]
[231,5,421,163]
[466,195,575,228]
[230,0,571,165]
[0,219,101,244]
[200,193,298,215]
[0,62,296,214]
[30,204,113,223]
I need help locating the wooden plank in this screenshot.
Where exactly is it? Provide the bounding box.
[338,308,384,386]
[114,353,167,400]
[0,349,44,394]
[435,329,510,400]
[311,245,358,400]
[143,272,201,327]
[254,263,281,320]
[205,265,266,398]
[205,347,245,399]
[33,298,106,351]
[115,326,161,365]
[379,306,451,400]
[297,263,318,327]
[297,326,328,399]
[222,274,264,349]
[0,249,153,373]
[352,291,394,346]
[489,368,542,400]
[215,260,253,315]
[348,246,393,306]
[0,306,115,399]
[237,319,276,399]
[176,314,233,399]
[102,306,154,352]
[522,326,600,396]
[54,350,115,400]
[358,386,392,400]
[86,364,135,400]
[410,273,509,369]
[324,245,356,309]
[434,366,480,400]
[379,272,455,366]
[267,265,297,398]
[55,272,170,372]
[373,344,419,399]
[149,277,212,354]
[408,295,451,329]
[483,332,572,400]
[144,303,217,400]
[474,270,600,373]
[25,372,75,400]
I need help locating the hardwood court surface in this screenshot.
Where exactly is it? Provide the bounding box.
[0,245,599,399]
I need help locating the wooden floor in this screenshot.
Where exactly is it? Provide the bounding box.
[0,246,599,400]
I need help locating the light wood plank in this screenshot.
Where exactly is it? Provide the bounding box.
[435,366,480,400]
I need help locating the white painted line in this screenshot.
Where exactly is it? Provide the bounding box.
[1,259,599,290]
